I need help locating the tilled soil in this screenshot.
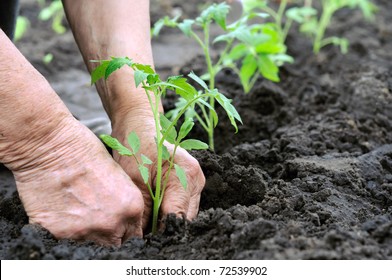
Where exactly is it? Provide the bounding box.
[1,0,391,259]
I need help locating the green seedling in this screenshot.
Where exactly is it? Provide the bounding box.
[298,0,377,53]
[241,0,316,43]
[43,53,54,64]
[38,0,66,34]
[91,57,241,234]
[153,2,289,149]
[244,0,376,53]
[14,16,30,41]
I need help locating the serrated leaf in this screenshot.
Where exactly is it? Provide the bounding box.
[213,33,234,44]
[162,144,171,160]
[152,18,165,37]
[91,61,110,85]
[241,0,268,13]
[147,74,159,85]
[178,118,194,142]
[270,53,294,66]
[100,134,133,156]
[151,16,179,37]
[127,131,140,154]
[257,54,280,82]
[138,165,149,184]
[134,63,155,74]
[174,164,187,189]
[180,139,208,150]
[105,57,133,79]
[211,2,230,29]
[152,15,180,36]
[141,154,153,165]
[178,19,194,36]
[240,54,258,93]
[167,77,198,100]
[286,7,317,23]
[226,43,248,61]
[215,93,242,132]
[299,17,318,35]
[199,2,230,29]
[160,114,177,144]
[134,70,149,87]
[188,72,209,90]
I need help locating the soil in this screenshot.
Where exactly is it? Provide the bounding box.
[1,0,392,259]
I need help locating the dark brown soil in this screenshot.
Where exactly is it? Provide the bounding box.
[1,0,392,259]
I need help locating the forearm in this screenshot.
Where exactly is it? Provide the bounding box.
[62,0,161,124]
[0,30,71,166]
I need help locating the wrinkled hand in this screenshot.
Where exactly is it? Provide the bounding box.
[111,109,206,230]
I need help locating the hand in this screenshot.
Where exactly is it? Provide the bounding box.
[9,114,144,246]
[111,109,206,230]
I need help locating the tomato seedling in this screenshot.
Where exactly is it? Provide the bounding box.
[153,2,290,149]
[91,57,241,234]
[302,0,376,53]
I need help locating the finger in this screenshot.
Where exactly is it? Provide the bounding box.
[139,187,153,231]
[121,218,143,244]
[186,167,206,220]
[160,179,190,220]
[187,192,201,220]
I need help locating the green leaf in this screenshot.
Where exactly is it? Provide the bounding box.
[147,74,160,85]
[327,37,349,54]
[152,18,165,37]
[199,2,230,29]
[178,118,194,142]
[255,25,285,54]
[160,114,177,144]
[134,63,155,74]
[91,60,110,85]
[241,0,267,13]
[215,92,242,132]
[213,33,234,44]
[14,16,29,42]
[105,57,133,79]
[257,54,280,82]
[299,17,318,35]
[167,76,198,100]
[357,0,378,20]
[286,7,317,23]
[166,97,188,121]
[162,144,171,160]
[180,139,209,150]
[138,165,149,184]
[174,164,188,189]
[188,72,209,90]
[127,131,140,154]
[134,70,149,87]
[141,154,153,165]
[240,54,258,93]
[226,43,248,61]
[100,134,133,156]
[270,53,294,66]
[178,19,195,36]
[211,2,230,30]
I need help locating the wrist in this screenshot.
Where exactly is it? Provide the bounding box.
[94,66,163,126]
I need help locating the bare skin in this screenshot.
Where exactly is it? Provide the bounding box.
[0,0,205,245]
[63,0,205,229]
[0,30,144,246]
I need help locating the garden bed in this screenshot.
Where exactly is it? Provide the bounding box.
[0,0,391,259]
